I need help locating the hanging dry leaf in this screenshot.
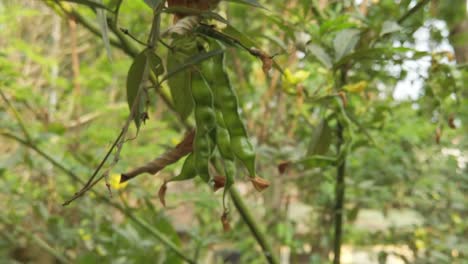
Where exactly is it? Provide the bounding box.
[221,211,231,232]
[435,126,441,144]
[163,16,201,36]
[213,175,226,192]
[158,181,168,207]
[338,91,348,107]
[250,176,270,192]
[448,114,456,129]
[278,161,290,174]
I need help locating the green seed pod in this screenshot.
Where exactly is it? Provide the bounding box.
[193,133,213,182]
[191,72,214,106]
[195,107,216,131]
[223,159,236,189]
[230,136,256,177]
[201,40,257,178]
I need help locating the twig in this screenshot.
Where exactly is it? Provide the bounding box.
[120,27,149,47]
[68,16,81,116]
[397,0,430,24]
[0,89,33,143]
[62,129,124,206]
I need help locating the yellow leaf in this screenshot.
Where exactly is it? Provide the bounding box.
[282,69,310,94]
[110,173,128,190]
[343,81,368,93]
[415,239,425,250]
[294,70,310,83]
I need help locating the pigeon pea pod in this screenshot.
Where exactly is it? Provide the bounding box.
[191,70,216,182]
[201,42,257,178]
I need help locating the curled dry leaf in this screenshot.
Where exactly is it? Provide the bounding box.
[158,181,168,207]
[120,130,195,183]
[435,126,441,144]
[278,161,290,174]
[448,114,456,129]
[250,176,270,192]
[213,175,226,192]
[338,91,348,107]
[164,16,201,36]
[221,211,231,232]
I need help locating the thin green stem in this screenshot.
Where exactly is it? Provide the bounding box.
[229,187,279,264]
[398,0,430,24]
[0,89,33,143]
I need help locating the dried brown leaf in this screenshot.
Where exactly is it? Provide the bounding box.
[158,181,168,207]
[221,211,231,232]
[448,114,456,129]
[250,176,270,192]
[338,91,347,108]
[435,126,441,144]
[213,175,226,192]
[278,161,290,174]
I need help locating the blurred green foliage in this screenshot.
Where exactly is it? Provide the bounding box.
[0,0,467,263]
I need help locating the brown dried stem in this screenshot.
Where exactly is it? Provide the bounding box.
[120,130,195,182]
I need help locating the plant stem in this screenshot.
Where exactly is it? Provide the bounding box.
[229,187,279,264]
[398,0,431,24]
[333,121,346,264]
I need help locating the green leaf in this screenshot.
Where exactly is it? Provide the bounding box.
[307,43,332,68]
[146,49,164,76]
[333,28,360,61]
[167,60,193,120]
[223,0,267,9]
[380,20,402,37]
[307,119,332,155]
[58,0,112,11]
[126,49,149,129]
[166,37,198,120]
[319,15,356,35]
[221,24,258,48]
[296,155,336,169]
